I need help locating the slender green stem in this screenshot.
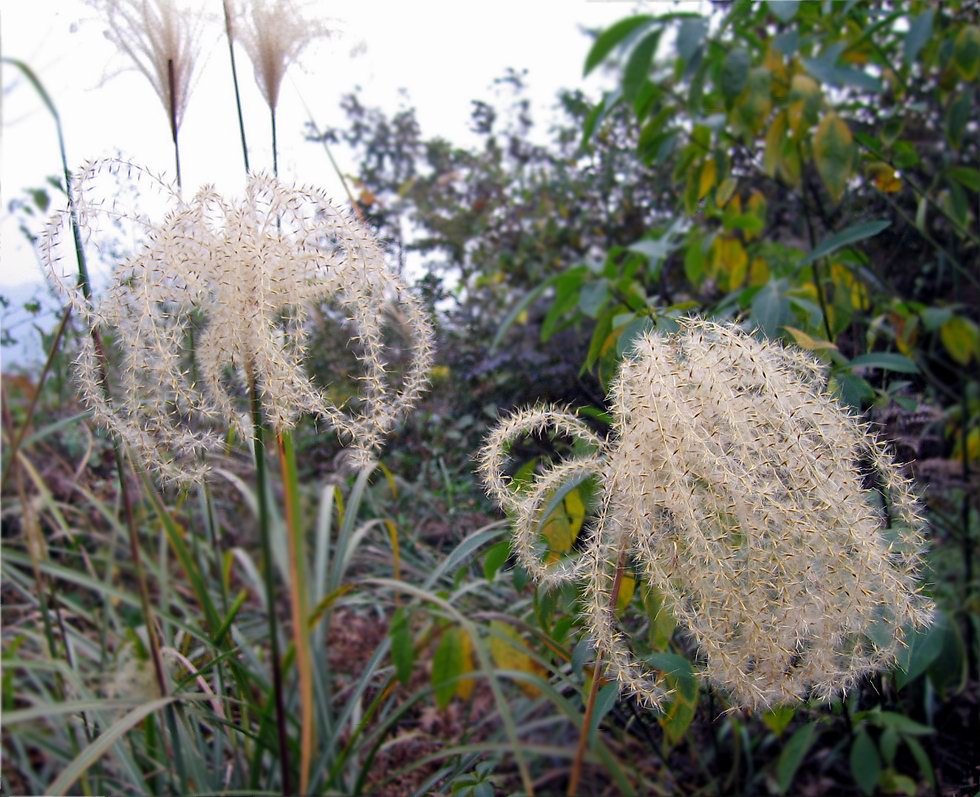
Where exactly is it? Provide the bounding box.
[167,58,182,190]
[222,0,251,173]
[277,430,314,794]
[300,101,366,223]
[247,366,292,797]
[271,109,279,178]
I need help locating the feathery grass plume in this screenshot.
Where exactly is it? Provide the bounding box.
[479,318,934,710]
[40,158,435,484]
[232,0,337,111]
[89,0,203,137]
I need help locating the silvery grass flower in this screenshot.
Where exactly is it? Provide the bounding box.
[41,158,434,484]
[89,0,204,137]
[231,0,338,111]
[480,318,933,710]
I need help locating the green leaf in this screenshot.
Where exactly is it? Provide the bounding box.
[579,280,611,318]
[948,166,980,193]
[879,726,899,765]
[588,682,620,744]
[850,731,882,795]
[848,352,919,374]
[390,607,415,685]
[777,722,819,794]
[648,653,698,746]
[46,697,176,795]
[763,706,797,736]
[642,584,677,651]
[768,1,798,22]
[946,91,972,149]
[676,17,708,63]
[904,10,934,66]
[952,25,980,81]
[867,710,934,736]
[752,279,790,337]
[813,112,856,202]
[541,270,586,341]
[432,627,466,709]
[585,15,656,76]
[616,315,655,357]
[623,29,662,101]
[940,316,979,365]
[582,94,609,148]
[894,615,945,689]
[904,736,937,790]
[802,220,890,265]
[720,48,751,102]
[491,275,554,352]
[879,771,918,796]
[482,540,511,582]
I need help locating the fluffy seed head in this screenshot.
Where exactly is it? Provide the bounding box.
[90,0,203,134]
[480,318,933,710]
[232,0,337,111]
[41,158,434,484]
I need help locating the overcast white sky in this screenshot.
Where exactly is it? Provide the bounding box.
[1,0,703,361]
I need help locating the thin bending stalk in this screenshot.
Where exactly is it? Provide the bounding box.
[222,0,250,172]
[567,548,628,796]
[247,366,292,797]
[167,59,182,190]
[277,430,314,794]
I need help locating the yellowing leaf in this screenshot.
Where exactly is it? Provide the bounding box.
[616,573,636,614]
[432,627,474,708]
[867,161,901,193]
[830,263,868,310]
[746,191,768,241]
[642,585,677,651]
[788,74,821,136]
[716,176,737,207]
[709,236,749,290]
[733,66,773,136]
[784,326,838,351]
[749,256,770,286]
[814,112,855,203]
[952,25,980,81]
[541,487,587,562]
[697,158,717,200]
[778,137,802,187]
[941,316,980,365]
[489,621,545,696]
[764,110,788,177]
[764,44,789,98]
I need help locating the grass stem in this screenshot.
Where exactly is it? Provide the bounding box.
[277,430,314,794]
[567,548,628,796]
[247,365,292,797]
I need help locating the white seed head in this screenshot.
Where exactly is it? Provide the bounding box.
[41,158,434,484]
[89,0,204,133]
[232,0,338,111]
[480,318,933,710]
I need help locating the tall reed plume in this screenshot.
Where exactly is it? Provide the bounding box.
[90,0,203,142]
[480,318,933,709]
[231,0,337,113]
[40,158,434,484]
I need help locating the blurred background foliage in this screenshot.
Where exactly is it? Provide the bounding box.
[3,1,978,795]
